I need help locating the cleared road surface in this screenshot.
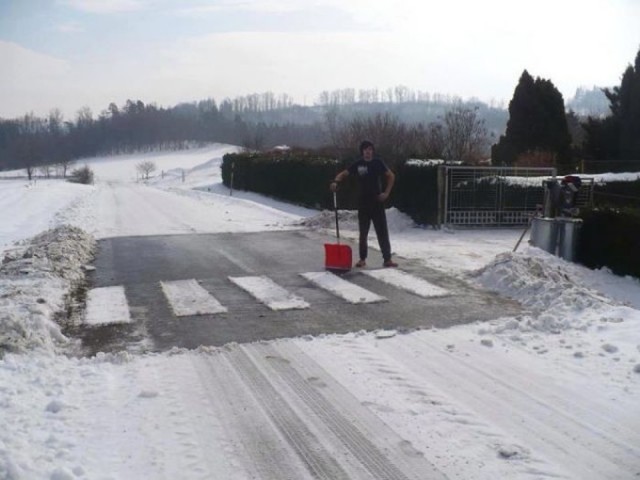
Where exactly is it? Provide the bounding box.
[72,229,521,355]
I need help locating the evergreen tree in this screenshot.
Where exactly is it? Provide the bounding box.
[492,70,572,171]
[583,47,640,170]
[616,49,640,159]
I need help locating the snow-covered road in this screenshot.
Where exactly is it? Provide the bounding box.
[57,181,309,239]
[1,145,639,479]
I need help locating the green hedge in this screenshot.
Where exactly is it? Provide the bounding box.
[576,207,640,279]
[393,161,439,225]
[222,151,343,209]
[592,179,640,209]
[221,152,441,224]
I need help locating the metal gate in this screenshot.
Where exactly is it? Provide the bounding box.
[442,166,557,226]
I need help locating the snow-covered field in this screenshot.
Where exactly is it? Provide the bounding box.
[1,144,639,479]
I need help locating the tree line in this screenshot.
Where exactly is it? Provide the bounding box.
[0,98,327,176]
[0,91,502,175]
[2,46,639,176]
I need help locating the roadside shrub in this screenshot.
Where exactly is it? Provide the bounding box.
[67,165,94,185]
[592,179,640,209]
[221,150,342,209]
[222,152,446,225]
[576,207,640,279]
[393,160,440,225]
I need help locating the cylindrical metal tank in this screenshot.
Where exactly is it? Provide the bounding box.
[529,217,559,255]
[556,218,583,262]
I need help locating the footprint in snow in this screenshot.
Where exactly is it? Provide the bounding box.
[497,443,529,460]
[138,390,159,398]
[375,329,397,339]
[398,440,424,458]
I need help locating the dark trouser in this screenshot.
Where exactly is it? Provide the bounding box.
[358,201,392,262]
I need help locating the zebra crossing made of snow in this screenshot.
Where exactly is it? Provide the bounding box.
[300,271,387,304]
[85,286,132,326]
[160,279,228,316]
[361,269,450,298]
[229,275,310,311]
[84,270,451,325]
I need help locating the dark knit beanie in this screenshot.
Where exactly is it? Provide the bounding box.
[359,140,374,155]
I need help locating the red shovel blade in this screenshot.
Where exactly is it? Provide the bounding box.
[324,243,352,272]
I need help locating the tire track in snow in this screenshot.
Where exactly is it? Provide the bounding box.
[197,349,324,479]
[114,183,200,234]
[296,334,571,479]
[242,344,411,480]
[98,353,248,480]
[225,346,356,479]
[380,334,640,479]
[248,342,447,480]
[432,332,640,450]
[152,355,225,480]
[195,342,448,479]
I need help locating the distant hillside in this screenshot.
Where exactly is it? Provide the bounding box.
[236,99,509,139]
[566,86,610,117]
[12,84,616,171]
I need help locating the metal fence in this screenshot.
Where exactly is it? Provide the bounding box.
[442,166,557,227]
[575,177,595,208]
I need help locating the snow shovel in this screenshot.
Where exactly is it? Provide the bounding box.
[324,191,352,273]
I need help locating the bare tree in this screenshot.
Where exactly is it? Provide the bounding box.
[416,122,446,159]
[329,112,410,167]
[394,85,411,103]
[38,164,53,178]
[76,106,93,128]
[55,159,75,178]
[136,160,157,180]
[317,90,331,106]
[58,154,75,178]
[242,123,267,151]
[443,104,489,162]
[323,106,342,148]
[13,113,46,180]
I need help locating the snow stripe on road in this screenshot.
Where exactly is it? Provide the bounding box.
[361,269,450,298]
[229,275,310,311]
[160,279,228,316]
[301,271,387,304]
[85,286,131,325]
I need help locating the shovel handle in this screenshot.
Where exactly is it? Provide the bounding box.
[333,191,340,241]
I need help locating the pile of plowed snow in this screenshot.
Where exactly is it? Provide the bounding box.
[299,207,415,232]
[0,226,95,355]
[470,250,634,334]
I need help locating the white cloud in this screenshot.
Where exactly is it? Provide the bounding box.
[2,0,639,117]
[58,0,145,14]
[0,41,69,77]
[0,41,73,117]
[175,0,306,16]
[0,41,155,118]
[155,31,515,103]
[55,21,85,33]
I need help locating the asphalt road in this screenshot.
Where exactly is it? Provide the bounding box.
[71,229,520,354]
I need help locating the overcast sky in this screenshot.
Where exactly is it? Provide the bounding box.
[1,0,639,120]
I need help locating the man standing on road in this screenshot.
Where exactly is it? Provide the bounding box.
[330,140,398,268]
